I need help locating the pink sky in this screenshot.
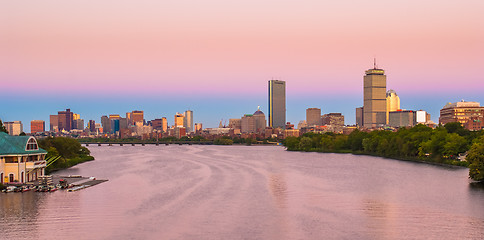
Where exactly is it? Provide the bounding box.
[1,0,483,97]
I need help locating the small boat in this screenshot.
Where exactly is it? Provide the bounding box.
[3,186,16,193]
[21,186,31,192]
[48,186,58,192]
[68,185,89,192]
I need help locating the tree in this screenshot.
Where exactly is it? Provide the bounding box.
[467,137,484,181]
[443,133,468,157]
[0,120,7,134]
[284,137,300,151]
[299,137,313,151]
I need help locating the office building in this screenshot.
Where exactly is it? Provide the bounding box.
[49,115,58,132]
[30,120,45,134]
[363,62,387,128]
[386,89,400,124]
[356,107,364,127]
[389,110,416,128]
[322,113,345,126]
[89,120,96,133]
[4,121,23,136]
[131,111,144,126]
[151,118,167,132]
[101,116,110,134]
[184,110,193,133]
[73,119,84,130]
[58,109,73,131]
[415,111,431,124]
[439,101,484,131]
[268,80,286,129]
[195,123,203,133]
[241,107,267,133]
[174,113,185,128]
[306,108,322,126]
[228,119,242,130]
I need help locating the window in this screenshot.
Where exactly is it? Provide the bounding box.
[26,138,39,150]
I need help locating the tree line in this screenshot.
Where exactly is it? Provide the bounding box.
[283,122,484,182]
[38,137,94,174]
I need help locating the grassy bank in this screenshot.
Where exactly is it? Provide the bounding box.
[38,137,95,174]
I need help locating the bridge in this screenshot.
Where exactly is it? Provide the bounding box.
[82,141,214,147]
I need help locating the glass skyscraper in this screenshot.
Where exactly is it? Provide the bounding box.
[268,80,286,129]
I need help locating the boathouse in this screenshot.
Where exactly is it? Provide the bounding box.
[0,132,47,184]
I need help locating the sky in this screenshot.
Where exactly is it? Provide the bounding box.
[1,0,483,132]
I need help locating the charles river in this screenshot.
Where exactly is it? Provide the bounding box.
[1,145,484,239]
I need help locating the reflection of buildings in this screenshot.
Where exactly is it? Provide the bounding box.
[0,132,47,184]
[439,101,484,131]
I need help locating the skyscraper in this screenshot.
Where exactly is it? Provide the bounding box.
[58,109,73,131]
[268,80,286,129]
[386,89,400,124]
[31,120,45,134]
[174,113,184,128]
[363,62,387,128]
[131,111,144,126]
[49,115,58,132]
[306,108,321,126]
[184,110,193,133]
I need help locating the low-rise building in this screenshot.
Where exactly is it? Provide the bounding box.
[0,132,47,184]
[389,110,416,128]
[439,101,484,130]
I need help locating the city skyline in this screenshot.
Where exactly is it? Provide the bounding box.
[1,1,483,132]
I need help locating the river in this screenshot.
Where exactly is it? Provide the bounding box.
[1,145,484,239]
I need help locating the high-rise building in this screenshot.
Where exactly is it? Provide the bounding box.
[439,101,484,131]
[184,110,193,133]
[58,109,73,131]
[151,118,167,131]
[73,113,80,121]
[126,112,132,125]
[356,107,364,127]
[31,120,45,134]
[268,80,286,129]
[194,123,203,133]
[131,111,144,126]
[101,116,110,134]
[322,113,345,126]
[228,119,242,130]
[73,119,84,130]
[4,121,23,136]
[389,110,416,128]
[241,107,267,133]
[386,89,400,124]
[363,62,387,128]
[306,108,322,126]
[89,120,96,133]
[49,115,58,132]
[174,113,184,128]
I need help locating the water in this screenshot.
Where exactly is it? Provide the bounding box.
[1,145,484,239]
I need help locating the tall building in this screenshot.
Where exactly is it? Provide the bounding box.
[184,110,193,133]
[30,120,45,134]
[4,121,23,136]
[355,107,364,127]
[322,113,345,126]
[194,123,203,133]
[73,119,84,130]
[439,101,484,131]
[363,62,387,128]
[389,110,415,128]
[58,109,73,131]
[49,115,58,132]
[151,118,167,132]
[228,119,242,130]
[306,108,322,126]
[268,80,286,129]
[89,120,96,133]
[131,111,144,126]
[101,116,110,134]
[386,89,400,124]
[174,113,184,128]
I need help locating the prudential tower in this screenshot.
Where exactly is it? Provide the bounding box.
[363,60,387,128]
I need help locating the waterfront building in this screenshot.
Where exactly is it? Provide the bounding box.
[356,107,364,127]
[174,127,186,138]
[49,115,58,132]
[174,113,185,128]
[58,109,73,132]
[268,80,286,129]
[322,113,345,126]
[184,110,193,133]
[4,121,23,136]
[386,90,400,124]
[439,101,484,131]
[195,123,203,133]
[363,62,387,128]
[0,132,47,184]
[30,120,45,134]
[306,108,322,126]
[89,120,96,133]
[151,119,163,131]
[284,128,300,138]
[389,110,416,128]
[110,119,120,134]
[229,119,242,130]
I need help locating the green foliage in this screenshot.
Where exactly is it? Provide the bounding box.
[38,137,94,173]
[444,122,469,136]
[0,120,7,134]
[214,138,234,145]
[467,136,484,181]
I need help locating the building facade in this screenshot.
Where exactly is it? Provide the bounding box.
[4,121,23,136]
[363,65,387,128]
[184,110,193,133]
[30,120,45,134]
[322,113,345,126]
[386,89,400,124]
[389,110,416,128]
[174,113,185,128]
[306,108,322,126]
[241,108,267,134]
[268,80,286,129]
[58,109,73,132]
[0,132,47,184]
[439,101,484,131]
[131,111,144,126]
[356,107,364,127]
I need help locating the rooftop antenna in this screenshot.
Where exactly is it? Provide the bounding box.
[373,57,377,69]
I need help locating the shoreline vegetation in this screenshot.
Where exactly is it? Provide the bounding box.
[282,123,484,182]
[38,137,94,174]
